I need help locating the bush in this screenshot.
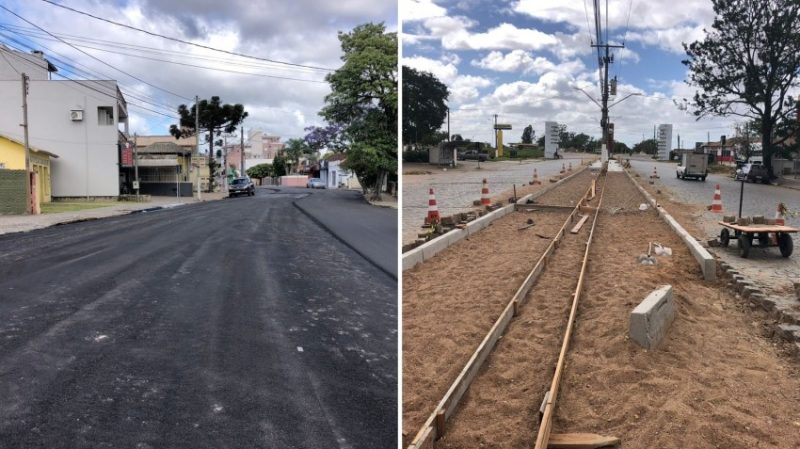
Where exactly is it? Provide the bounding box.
[403,149,428,163]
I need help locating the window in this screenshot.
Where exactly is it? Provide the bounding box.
[97,106,113,126]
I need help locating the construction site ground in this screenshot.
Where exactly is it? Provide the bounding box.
[403,171,800,448]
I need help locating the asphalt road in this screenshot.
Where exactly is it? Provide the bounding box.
[629,158,800,229]
[0,188,397,448]
[293,188,397,278]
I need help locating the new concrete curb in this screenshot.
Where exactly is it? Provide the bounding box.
[402,164,590,271]
[292,199,397,280]
[624,169,717,281]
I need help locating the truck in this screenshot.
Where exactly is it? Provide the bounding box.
[676,152,708,181]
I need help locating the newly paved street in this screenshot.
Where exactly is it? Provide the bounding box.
[0,188,396,448]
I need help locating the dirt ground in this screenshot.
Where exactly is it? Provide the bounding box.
[427,173,800,448]
[533,169,596,206]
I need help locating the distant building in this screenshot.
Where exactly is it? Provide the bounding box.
[0,47,128,199]
[319,153,358,189]
[0,134,58,204]
[248,128,285,159]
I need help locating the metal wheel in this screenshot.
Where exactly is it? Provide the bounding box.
[738,234,751,258]
[720,228,730,247]
[778,233,794,257]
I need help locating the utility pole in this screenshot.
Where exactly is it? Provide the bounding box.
[447,107,450,142]
[195,95,201,200]
[133,133,139,199]
[240,125,245,178]
[591,42,624,158]
[21,73,31,214]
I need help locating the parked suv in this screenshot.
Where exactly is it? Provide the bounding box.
[745,163,770,183]
[458,150,488,162]
[228,177,255,197]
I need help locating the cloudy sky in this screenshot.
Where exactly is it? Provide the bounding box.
[401,0,742,148]
[1,0,396,145]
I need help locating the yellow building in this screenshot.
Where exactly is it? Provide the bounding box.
[0,134,58,203]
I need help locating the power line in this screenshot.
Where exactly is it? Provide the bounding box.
[40,0,334,72]
[0,5,192,101]
[0,31,180,114]
[0,22,327,75]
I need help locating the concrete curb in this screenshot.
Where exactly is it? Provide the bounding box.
[629,285,675,350]
[292,198,397,280]
[402,164,589,271]
[624,169,717,281]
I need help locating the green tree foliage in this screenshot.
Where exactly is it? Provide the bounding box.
[681,0,800,177]
[521,125,534,144]
[170,96,247,191]
[402,66,449,147]
[452,134,464,142]
[272,155,287,177]
[321,23,397,199]
[284,138,313,172]
[633,138,658,155]
[246,163,272,180]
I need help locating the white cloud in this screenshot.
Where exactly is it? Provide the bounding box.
[401,0,447,22]
[443,23,558,50]
[403,55,459,84]
[624,25,706,54]
[472,50,585,75]
[616,47,640,63]
[450,75,493,102]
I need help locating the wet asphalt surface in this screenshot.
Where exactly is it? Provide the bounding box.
[0,188,397,449]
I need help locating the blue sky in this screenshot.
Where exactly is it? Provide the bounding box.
[1,0,396,146]
[401,0,739,148]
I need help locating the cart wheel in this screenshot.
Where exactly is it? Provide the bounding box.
[738,234,751,258]
[778,233,793,257]
[720,228,730,247]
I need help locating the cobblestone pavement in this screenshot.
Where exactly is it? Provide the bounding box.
[629,160,800,322]
[402,154,591,245]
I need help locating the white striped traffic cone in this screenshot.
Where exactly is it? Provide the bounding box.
[560,163,566,174]
[568,162,572,172]
[650,166,660,179]
[530,168,542,185]
[425,187,440,224]
[710,184,723,213]
[480,179,491,206]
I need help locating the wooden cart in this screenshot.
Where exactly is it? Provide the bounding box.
[718,221,798,258]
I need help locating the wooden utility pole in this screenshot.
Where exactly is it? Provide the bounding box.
[195,95,201,199]
[133,133,140,199]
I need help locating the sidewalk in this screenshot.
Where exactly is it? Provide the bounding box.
[367,193,398,209]
[0,193,226,236]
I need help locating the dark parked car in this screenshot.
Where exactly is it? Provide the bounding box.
[745,163,770,183]
[458,150,488,162]
[228,177,255,197]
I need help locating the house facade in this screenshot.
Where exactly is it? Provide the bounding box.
[0,134,58,204]
[319,155,359,189]
[0,47,128,199]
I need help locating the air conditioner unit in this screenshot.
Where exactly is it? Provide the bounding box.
[70,109,83,121]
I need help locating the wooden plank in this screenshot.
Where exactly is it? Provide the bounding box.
[534,176,606,449]
[570,215,589,234]
[717,221,799,233]
[548,433,620,449]
[408,183,596,449]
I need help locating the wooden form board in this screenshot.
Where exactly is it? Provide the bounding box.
[570,215,589,234]
[534,175,607,449]
[407,185,595,449]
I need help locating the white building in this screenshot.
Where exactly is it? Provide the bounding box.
[248,128,285,159]
[319,155,358,189]
[0,46,128,198]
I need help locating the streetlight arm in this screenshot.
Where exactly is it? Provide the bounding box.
[608,92,643,109]
[573,87,602,108]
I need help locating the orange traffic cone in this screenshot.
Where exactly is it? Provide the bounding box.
[530,168,542,185]
[710,184,723,213]
[425,187,440,224]
[568,162,573,171]
[480,178,491,206]
[650,166,660,179]
[560,163,566,174]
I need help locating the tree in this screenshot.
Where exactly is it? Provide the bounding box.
[304,124,347,154]
[633,138,658,155]
[170,96,248,191]
[284,138,313,173]
[681,0,800,178]
[521,125,534,144]
[246,163,272,180]
[321,23,397,200]
[452,134,464,142]
[272,154,287,177]
[402,66,449,146]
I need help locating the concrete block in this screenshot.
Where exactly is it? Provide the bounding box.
[420,234,449,261]
[402,247,424,271]
[630,285,676,350]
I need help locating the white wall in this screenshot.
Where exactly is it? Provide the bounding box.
[0,80,122,197]
[0,47,49,81]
